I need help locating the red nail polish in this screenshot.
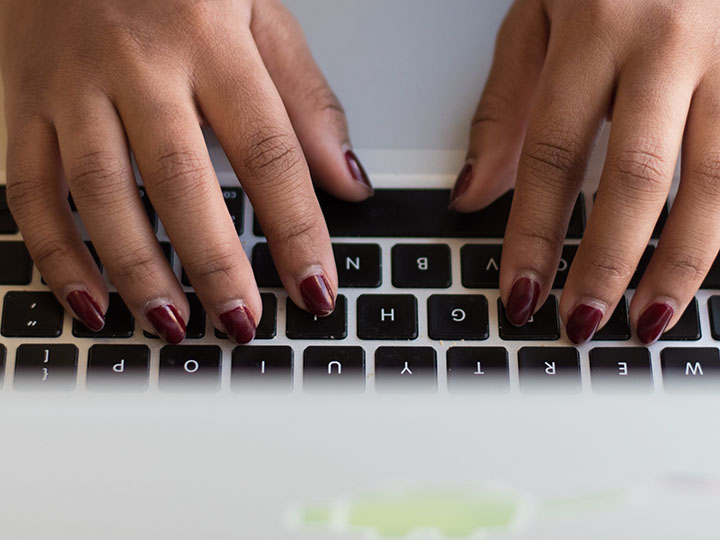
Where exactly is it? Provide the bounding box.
[147,304,186,344]
[505,277,540,327]
[566,304,603,345]
[449,163,473,208]
[299,274,335,317]
[345,149,373,191]
[67,290,105,332]
[220,305,256,345]
[637,303,674,344]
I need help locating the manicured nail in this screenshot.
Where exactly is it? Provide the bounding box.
[505,277,541,327]
[345,149,373,192]
[220,305,257,345]
[566,304,603,345]
[146,304,186,344]
[299,273,335,317]
[449,163,473,209]
[67,290,105,332]
[637,302,674,344]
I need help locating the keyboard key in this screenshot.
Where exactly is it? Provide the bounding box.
[74,292,133,338]
[427,295,489,340]
[303,346,366,393]
[333,243,382,287]
[553,245,578,289]
[498,296,560,341]
[159,346,222,393]
[391,244,451,288]
[216,293,277,340]
[659,298,701,341]
[2,292,64,338]
[160,242,174,266]
[589,347,653,394]
[87,345,150,392]
[252,243,282,287]
[709,296,720,340]
[518,347,581,394]
[461,244,502,288]
[662,348,720,394]
[357,295,418,340]
[0,212,18,234]
[286,295,348,339]
[222,187,244,234]
[0,242,33,284]
[0,185,9,211]
[592,297,631,341]
[651,202,668,240]
[231,346,293,393]
[0,344,5,387]
[146,293,205,339]
[375,347,437,393]
[629,246,654,288]
[702,258,720,289]
[446,347,509,394]
[14,344,78,391]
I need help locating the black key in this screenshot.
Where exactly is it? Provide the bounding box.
[222,187,244,234]
[303,346,365,393]
[137,186,158,231]
[702,258,720,289]
[391,244,451,288]
[255,190,586,238]
[0,185,9,211]
[662,348,720,394]
[286,296,347,339]
[374,347,437,393]
[592,297,631,341]
[0,212,18,234]
[0,344,5,387]
[217,293,277,340]
[709,296,720,340]
[629,246,654,288]
[145,293,205,339]
[159,346,222,393]
[446,347,509,394]
[589,347,653,394]
[518,347,581,394]
[14,344,78,391]
[231,346,293,393]
[427,295,489,340]
[0,242,33,284]
[461,244,502,288]
[67,192,77,212]
[252,243,282,287]
[87,345,150,392]
[553,245,578,289]
[160,242,174,266]
[2,291,64,337]
[181,267,191,287]
[74,292,134,338]
[660,298,701,341]
[357,295,418,340]
[333,243,382,288]
[498,296,560,341]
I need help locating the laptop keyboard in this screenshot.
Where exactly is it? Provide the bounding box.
[1,184,720,395]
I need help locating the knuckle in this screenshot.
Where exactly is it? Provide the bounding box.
[689,152,720,199]
[111,246,164,285]
[520,131,588,187]
[149,149,212,198]
[33,237,74,272]
[187,246,243,284]
[5,177,40,217]
[663,249,711,283]
[272,210,321,249]
[303,83,345,117]
[242,128,303,181]
[583,250,637,283]
[513,220,566,251]
[609,139,671,197]
[472,89,516,129]
[66,150,129,205]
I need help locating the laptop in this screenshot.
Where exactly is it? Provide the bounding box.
[1,1,719,538]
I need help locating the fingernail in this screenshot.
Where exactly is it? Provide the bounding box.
[220,304,257,345]
[449,163,473,209]
[637,302,674,344]
[299,273,336,317]
[505,277,541,327]
[345,149,373,192]
[146,304,186,344]
[67,290,105,332]
[566,304,603,345]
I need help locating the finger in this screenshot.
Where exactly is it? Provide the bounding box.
[450,0,549,211]
[53,91,190,344]
[4,114,108,331]
[251,0,373,201]
[498,26,617,326]
[195,33,337,317]
[629,80,720,344]
[561,63,696,344]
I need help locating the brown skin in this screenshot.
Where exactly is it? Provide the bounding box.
[0,0,373,342]
[452,0,720,343]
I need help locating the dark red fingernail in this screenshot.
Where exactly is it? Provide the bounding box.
[566,304,603,345]
[67,290,105,332]
[345,149,373,192]
[449,163,473,209]
[147,304,186,344]
[299,274,335,317]
[220,305,256,345]
[637,303,674,344]
[505,277,541,327]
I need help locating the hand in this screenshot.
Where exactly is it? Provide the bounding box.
[0,0,373,343]
[451,0,720,344]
